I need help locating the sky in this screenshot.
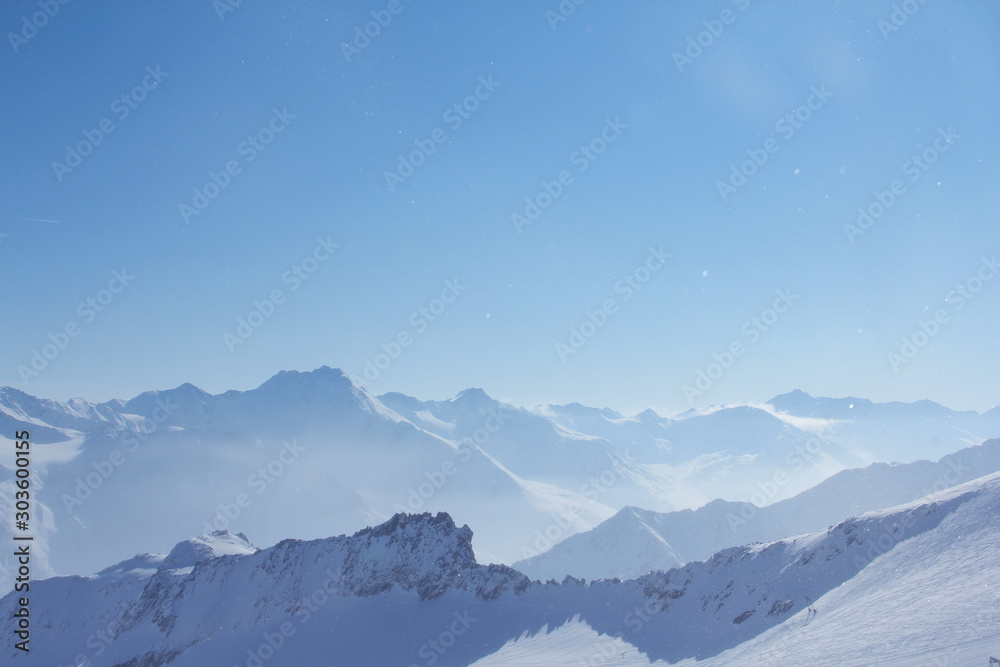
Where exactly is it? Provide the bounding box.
[1,0,998,416]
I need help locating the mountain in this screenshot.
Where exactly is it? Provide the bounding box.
[0,531,257,667]
[5,473,1000,666]
[682,481,1000,665]
[379,388,631,486]
[513,504,688,582]
[769,389,1000,462]
[514,437,1000,581]
[0,513,532,667]
[0,386,125,443]
[8,368,617,580]
[5,370,999,594]
[487,473,1000,665]
[383,388,864,512]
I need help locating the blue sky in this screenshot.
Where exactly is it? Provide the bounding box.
[2,0,998,415]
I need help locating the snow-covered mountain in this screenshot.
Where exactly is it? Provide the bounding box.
[514,436,1000,581]
[0,513,532,666]
[20,367,616,576]
[480,473,1000,666]
[769,389,998,462]
[4,473,1000,666]
[380,388,628,486]
[3,369,998,594]
[0,386,129,442]
[386,389,863,509]
[674,476,1000,665]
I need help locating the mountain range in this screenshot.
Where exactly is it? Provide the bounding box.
[513,436,1000,582]
[2,366,1000,664]
[2,366,999,591]
[3,473,999,665]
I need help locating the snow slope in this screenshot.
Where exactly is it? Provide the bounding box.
[514,436,1000,582]
[676,473,1000,666]
[484,473,1000,666]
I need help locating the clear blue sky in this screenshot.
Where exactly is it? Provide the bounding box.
[2,0,998,415]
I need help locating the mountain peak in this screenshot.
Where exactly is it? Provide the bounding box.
[94,552,165,579]
[452,387,494,404]
[244,366,390,416]
[635,407,663,421]
[769,389,814,403]
[258,365,350,389]
[614,505,653,522]
[312,364,349,379]
[123,382,212,416]
[173,381,209,395]
[351,511,475,564]
[160,530,258,571]
[354,510,467,540]
[548,402,626,420]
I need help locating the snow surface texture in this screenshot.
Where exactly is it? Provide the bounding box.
[3,474,999,666]
[481,475,1000,667]
[3,366,999,591]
